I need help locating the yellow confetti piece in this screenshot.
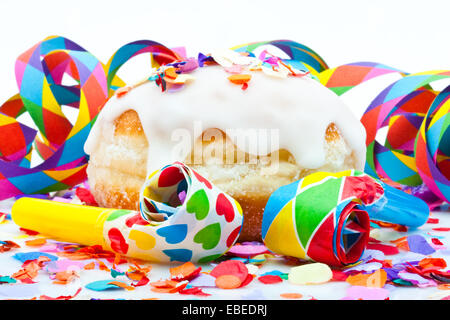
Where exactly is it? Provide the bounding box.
[228,74,252,85]
[25,238,47,247]
[288,263,333,285]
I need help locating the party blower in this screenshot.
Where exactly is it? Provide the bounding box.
[261,170,430,267]
[12,162,243,263]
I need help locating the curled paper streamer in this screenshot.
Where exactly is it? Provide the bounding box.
[231,39,329,78]
[2,36,448,205]
[0,36,181,200]
[11,162,243,263]
[316,62,450,203]
[232,43,450,204]
[261,170,429,266]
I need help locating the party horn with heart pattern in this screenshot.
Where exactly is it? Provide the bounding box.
[11,162,243,263]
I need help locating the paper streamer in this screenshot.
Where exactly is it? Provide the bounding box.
[261,170,429,266]
[2,37,448,204]
[232,42,449,204]
[11,162,243,263]
[231,39,329,78]
[0,36,181,200]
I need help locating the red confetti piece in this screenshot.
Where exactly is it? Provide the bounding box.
[19,228,39,236]
[258,274,283,284]
[179,287,211,296]
[39,288,82,300]
[432,238,444,246]
[210,260,248,283]
[432,228,450,232]
[369,258,393,268]
[131,275,149,287]
[419,257,447,271]
[0,240,20,252]
[238,273,254,288]
[427,218,439,224]
[332,269,348,281]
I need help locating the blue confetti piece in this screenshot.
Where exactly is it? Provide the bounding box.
[260,270,284,277]
[12,252,58,263]
[111,269,125,278]
[85,280,124,291]
[0,276,17,284]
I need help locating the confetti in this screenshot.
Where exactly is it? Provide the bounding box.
[343,286,390,300]
[407,235,436,255]
[38,288,82,300]
[25,238,47,247]
[228,242,269,257]
[258,275,283,284]
[12,252,58,263]
[179,286,210,296]
[366,243,400,256]
[170,262,201,281]
[419,258,447,271]
[0,240,20,252]
[210,260,249,283]
[215,274,242,289]
[346,269,387,288]
[85,280,126,291]
[280,293,303,299]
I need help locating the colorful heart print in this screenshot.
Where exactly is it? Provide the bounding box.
[102,162,244,263]
[194,223,221,250]
[216,193,235,222]
[186,189,210,220]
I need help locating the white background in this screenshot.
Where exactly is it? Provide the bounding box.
[0,0,449,118]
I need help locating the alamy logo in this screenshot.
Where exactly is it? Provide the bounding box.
[171,121,281,170]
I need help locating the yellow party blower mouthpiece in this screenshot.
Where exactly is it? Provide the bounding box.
[12,198,116,247]
[11,163,244,263]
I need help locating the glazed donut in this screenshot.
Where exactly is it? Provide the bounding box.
[84,51,366,241]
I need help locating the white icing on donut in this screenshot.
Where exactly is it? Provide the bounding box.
[84,65,367,174]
